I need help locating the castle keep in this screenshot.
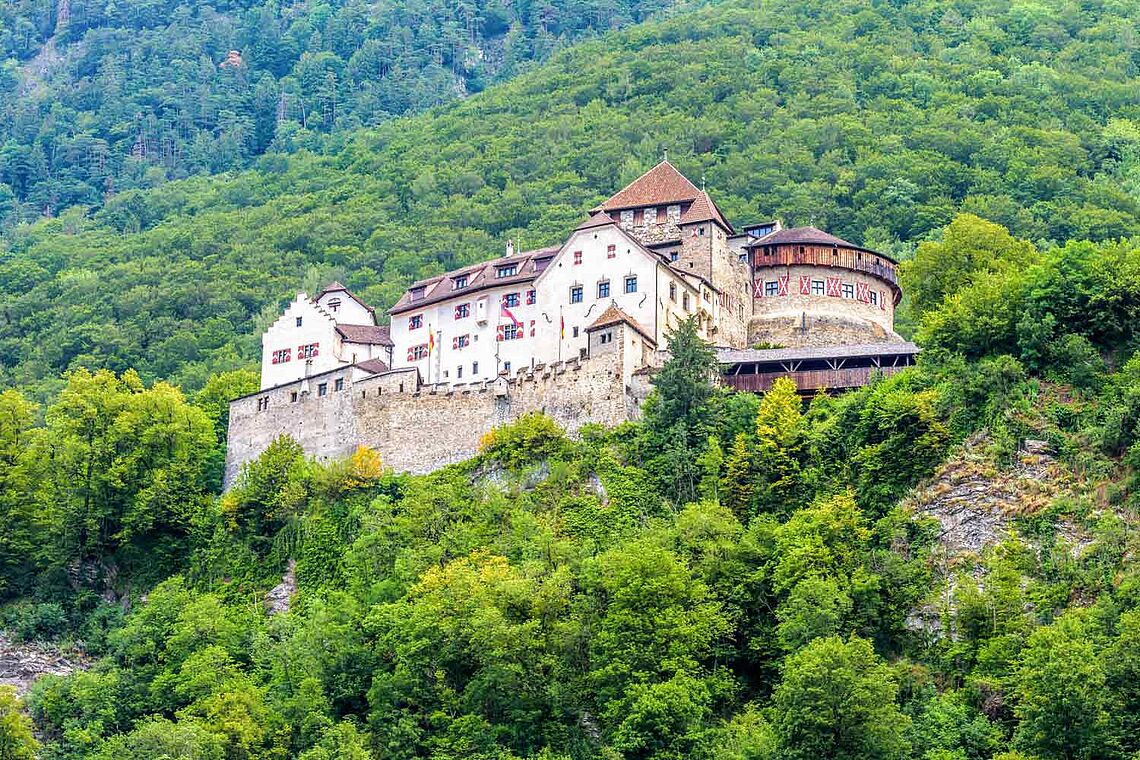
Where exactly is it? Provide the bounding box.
[226,161,917,484]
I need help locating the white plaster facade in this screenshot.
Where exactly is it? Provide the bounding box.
[259,288,392,391]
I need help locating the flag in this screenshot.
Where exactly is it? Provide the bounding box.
[500,300,522,328]
[560,313,565,339]
[428,328,435,353]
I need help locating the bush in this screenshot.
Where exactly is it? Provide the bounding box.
[477,413,570,469]
[2,602,69,642]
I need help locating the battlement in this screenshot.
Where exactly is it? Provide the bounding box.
[224,346,650,488]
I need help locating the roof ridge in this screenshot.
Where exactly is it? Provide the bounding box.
[596,160,702,211]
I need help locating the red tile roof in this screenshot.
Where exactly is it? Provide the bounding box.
[389,246,560,315]
[748,226,896,263]
[336,324,392,346]
[586,302,656,345]
[596,160,701,211]
[679,190,734,233]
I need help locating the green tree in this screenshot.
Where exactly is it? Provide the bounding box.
[1013,611,1112,760]
[772,636,910,760]
[901,214,1037,318]
[753,378,807,515]
[0,687,38,760]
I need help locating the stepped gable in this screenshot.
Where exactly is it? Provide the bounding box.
[595,160,702,211]
[576,210,617,230]
[679,189,734,233]
[315,281,378,317]
[390,245,560,315]
[336,324,392,346]
[587,302,656,345]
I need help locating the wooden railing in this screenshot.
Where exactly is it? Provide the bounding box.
[752,244,898,286]
[722,364,908,394]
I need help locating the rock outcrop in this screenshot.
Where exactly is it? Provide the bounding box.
[0,634,86,696]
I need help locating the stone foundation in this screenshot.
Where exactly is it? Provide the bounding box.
[748,313,902,349]
[225,350,647,487]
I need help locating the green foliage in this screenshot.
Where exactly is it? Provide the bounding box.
[0,0,673,229]
[1013,611,1112,760]
[478,412,571,470]
[772,636,910,760]
[9,0,1140,393]
[0,687,38,760]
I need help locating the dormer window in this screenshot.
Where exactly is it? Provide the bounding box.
[411,286,425,301]
[453,275,468,289]
[496,264,518,278]
[327,298,341,312]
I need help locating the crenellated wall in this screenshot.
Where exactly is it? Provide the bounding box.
[225,346,646,487]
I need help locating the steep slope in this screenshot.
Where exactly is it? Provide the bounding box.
[0,0,691,223]
[3,0,1140,394]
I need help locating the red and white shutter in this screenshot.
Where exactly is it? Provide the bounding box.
[777,275,789,296]
[826,277,842,297]
[880,291,887,310]
[799,276,811,295]
[753,279,764,298]
[856,282,870,302]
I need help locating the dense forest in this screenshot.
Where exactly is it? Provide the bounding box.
[0,0,684,223]
[5,214,1140,757]
[4,0,1140,757]
[4,0,1140,397]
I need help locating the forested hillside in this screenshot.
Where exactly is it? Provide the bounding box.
[3,0,1140,397]
[0,0,684,223]
[5,234,1140,758]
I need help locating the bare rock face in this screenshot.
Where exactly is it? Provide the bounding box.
[904,433,1071,557]
[265,559,297,616]
[0,633,86,697]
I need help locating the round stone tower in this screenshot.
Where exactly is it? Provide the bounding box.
[747,226,902,347]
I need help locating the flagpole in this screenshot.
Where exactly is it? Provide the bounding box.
[558,305,563,363]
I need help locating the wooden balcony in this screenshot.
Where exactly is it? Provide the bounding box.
[719,342,919,395]
[751,244,900,293]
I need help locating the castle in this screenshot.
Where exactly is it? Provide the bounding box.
[225,161,917,485]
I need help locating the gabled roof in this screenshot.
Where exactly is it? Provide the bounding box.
[336,324,392,346]
[586,302,656,345]
[679,190,734,234]
[575,210,616,230]
[389,245,560,315]
[595,160,702,211]
[314,281,377,318]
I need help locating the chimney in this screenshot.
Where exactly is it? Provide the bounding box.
[505,239,515,258]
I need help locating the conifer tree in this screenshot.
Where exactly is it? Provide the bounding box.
[753,378,806,515]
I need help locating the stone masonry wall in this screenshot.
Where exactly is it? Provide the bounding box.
[225,349,643,487]
[750,264,900,347]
